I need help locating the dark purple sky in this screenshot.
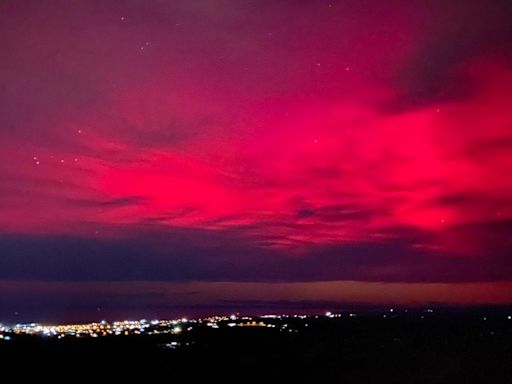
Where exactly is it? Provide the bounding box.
[1,0,512,322]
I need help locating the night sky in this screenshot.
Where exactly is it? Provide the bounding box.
[1,0,512,322]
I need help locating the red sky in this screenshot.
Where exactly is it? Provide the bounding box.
[1,0,512,321]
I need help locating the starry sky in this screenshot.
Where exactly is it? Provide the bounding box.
[1,0,512,322]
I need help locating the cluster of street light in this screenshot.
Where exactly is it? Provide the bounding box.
[2,319,186,339]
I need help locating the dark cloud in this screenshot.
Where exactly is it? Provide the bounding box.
[68,196,148,209]
[390,0,512,110]
[295,203,386,223]
[1,222,510,283]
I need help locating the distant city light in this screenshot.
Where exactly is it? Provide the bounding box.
[3,309,507,343]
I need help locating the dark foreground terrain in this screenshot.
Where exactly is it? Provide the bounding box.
[1,310,511,383]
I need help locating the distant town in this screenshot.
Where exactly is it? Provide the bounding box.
[0,313,332,341]
[2,309,511,342]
